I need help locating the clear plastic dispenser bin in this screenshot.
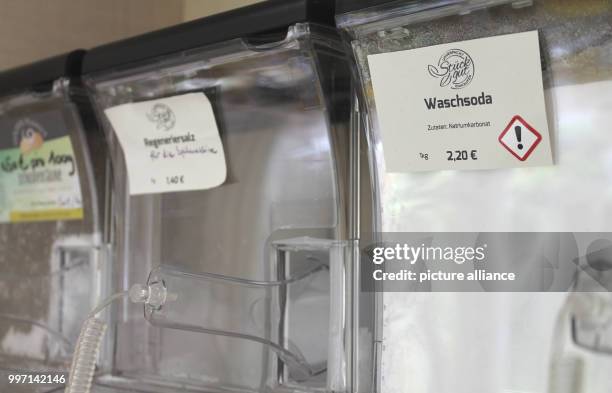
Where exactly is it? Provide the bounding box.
[548,270,612,393]
[83,1,376,392]
[0,52,106,390]
[336,1,612,393]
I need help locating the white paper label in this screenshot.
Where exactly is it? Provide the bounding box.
[105,93,226,195]
[368,31,553,172]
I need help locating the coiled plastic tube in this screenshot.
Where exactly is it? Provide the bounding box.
[64,318,106,393]
[64,290,132,393]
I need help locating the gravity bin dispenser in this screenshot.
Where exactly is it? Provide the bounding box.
[337,1,612,393]
[83,1,375,392]
[0,52,106,389]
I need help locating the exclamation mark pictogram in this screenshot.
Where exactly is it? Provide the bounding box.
[515,125,523,150]
[499,115,542,161]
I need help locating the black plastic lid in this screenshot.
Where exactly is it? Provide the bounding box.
[83,0,335,75]
[336,0,400,15]
[0,50,85,96]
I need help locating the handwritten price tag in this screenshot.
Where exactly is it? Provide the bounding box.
[105,93,226,195]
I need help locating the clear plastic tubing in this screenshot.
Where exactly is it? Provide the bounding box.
[64,318,106,393]
[65,290,131,393]
[65,262,327,392]
[143,264,327,380]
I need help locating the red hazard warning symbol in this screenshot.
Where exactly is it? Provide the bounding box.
[498,115,542,161]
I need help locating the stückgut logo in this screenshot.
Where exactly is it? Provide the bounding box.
[147,103,176,131]
[13,118,47,155]
[427,48,475,89]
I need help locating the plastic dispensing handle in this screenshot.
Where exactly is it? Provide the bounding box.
[140,262,329,381]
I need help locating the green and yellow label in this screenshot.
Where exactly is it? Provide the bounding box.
[0,111,83,223]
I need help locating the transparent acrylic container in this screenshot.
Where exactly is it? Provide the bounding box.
[0,79,106,392]
[337,1,612,393]
[85,22,373,393]
[548,269,612,393]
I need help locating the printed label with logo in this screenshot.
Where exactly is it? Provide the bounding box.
[104,93,226,195]
[0,111,83,223]
[367,31,553,171]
